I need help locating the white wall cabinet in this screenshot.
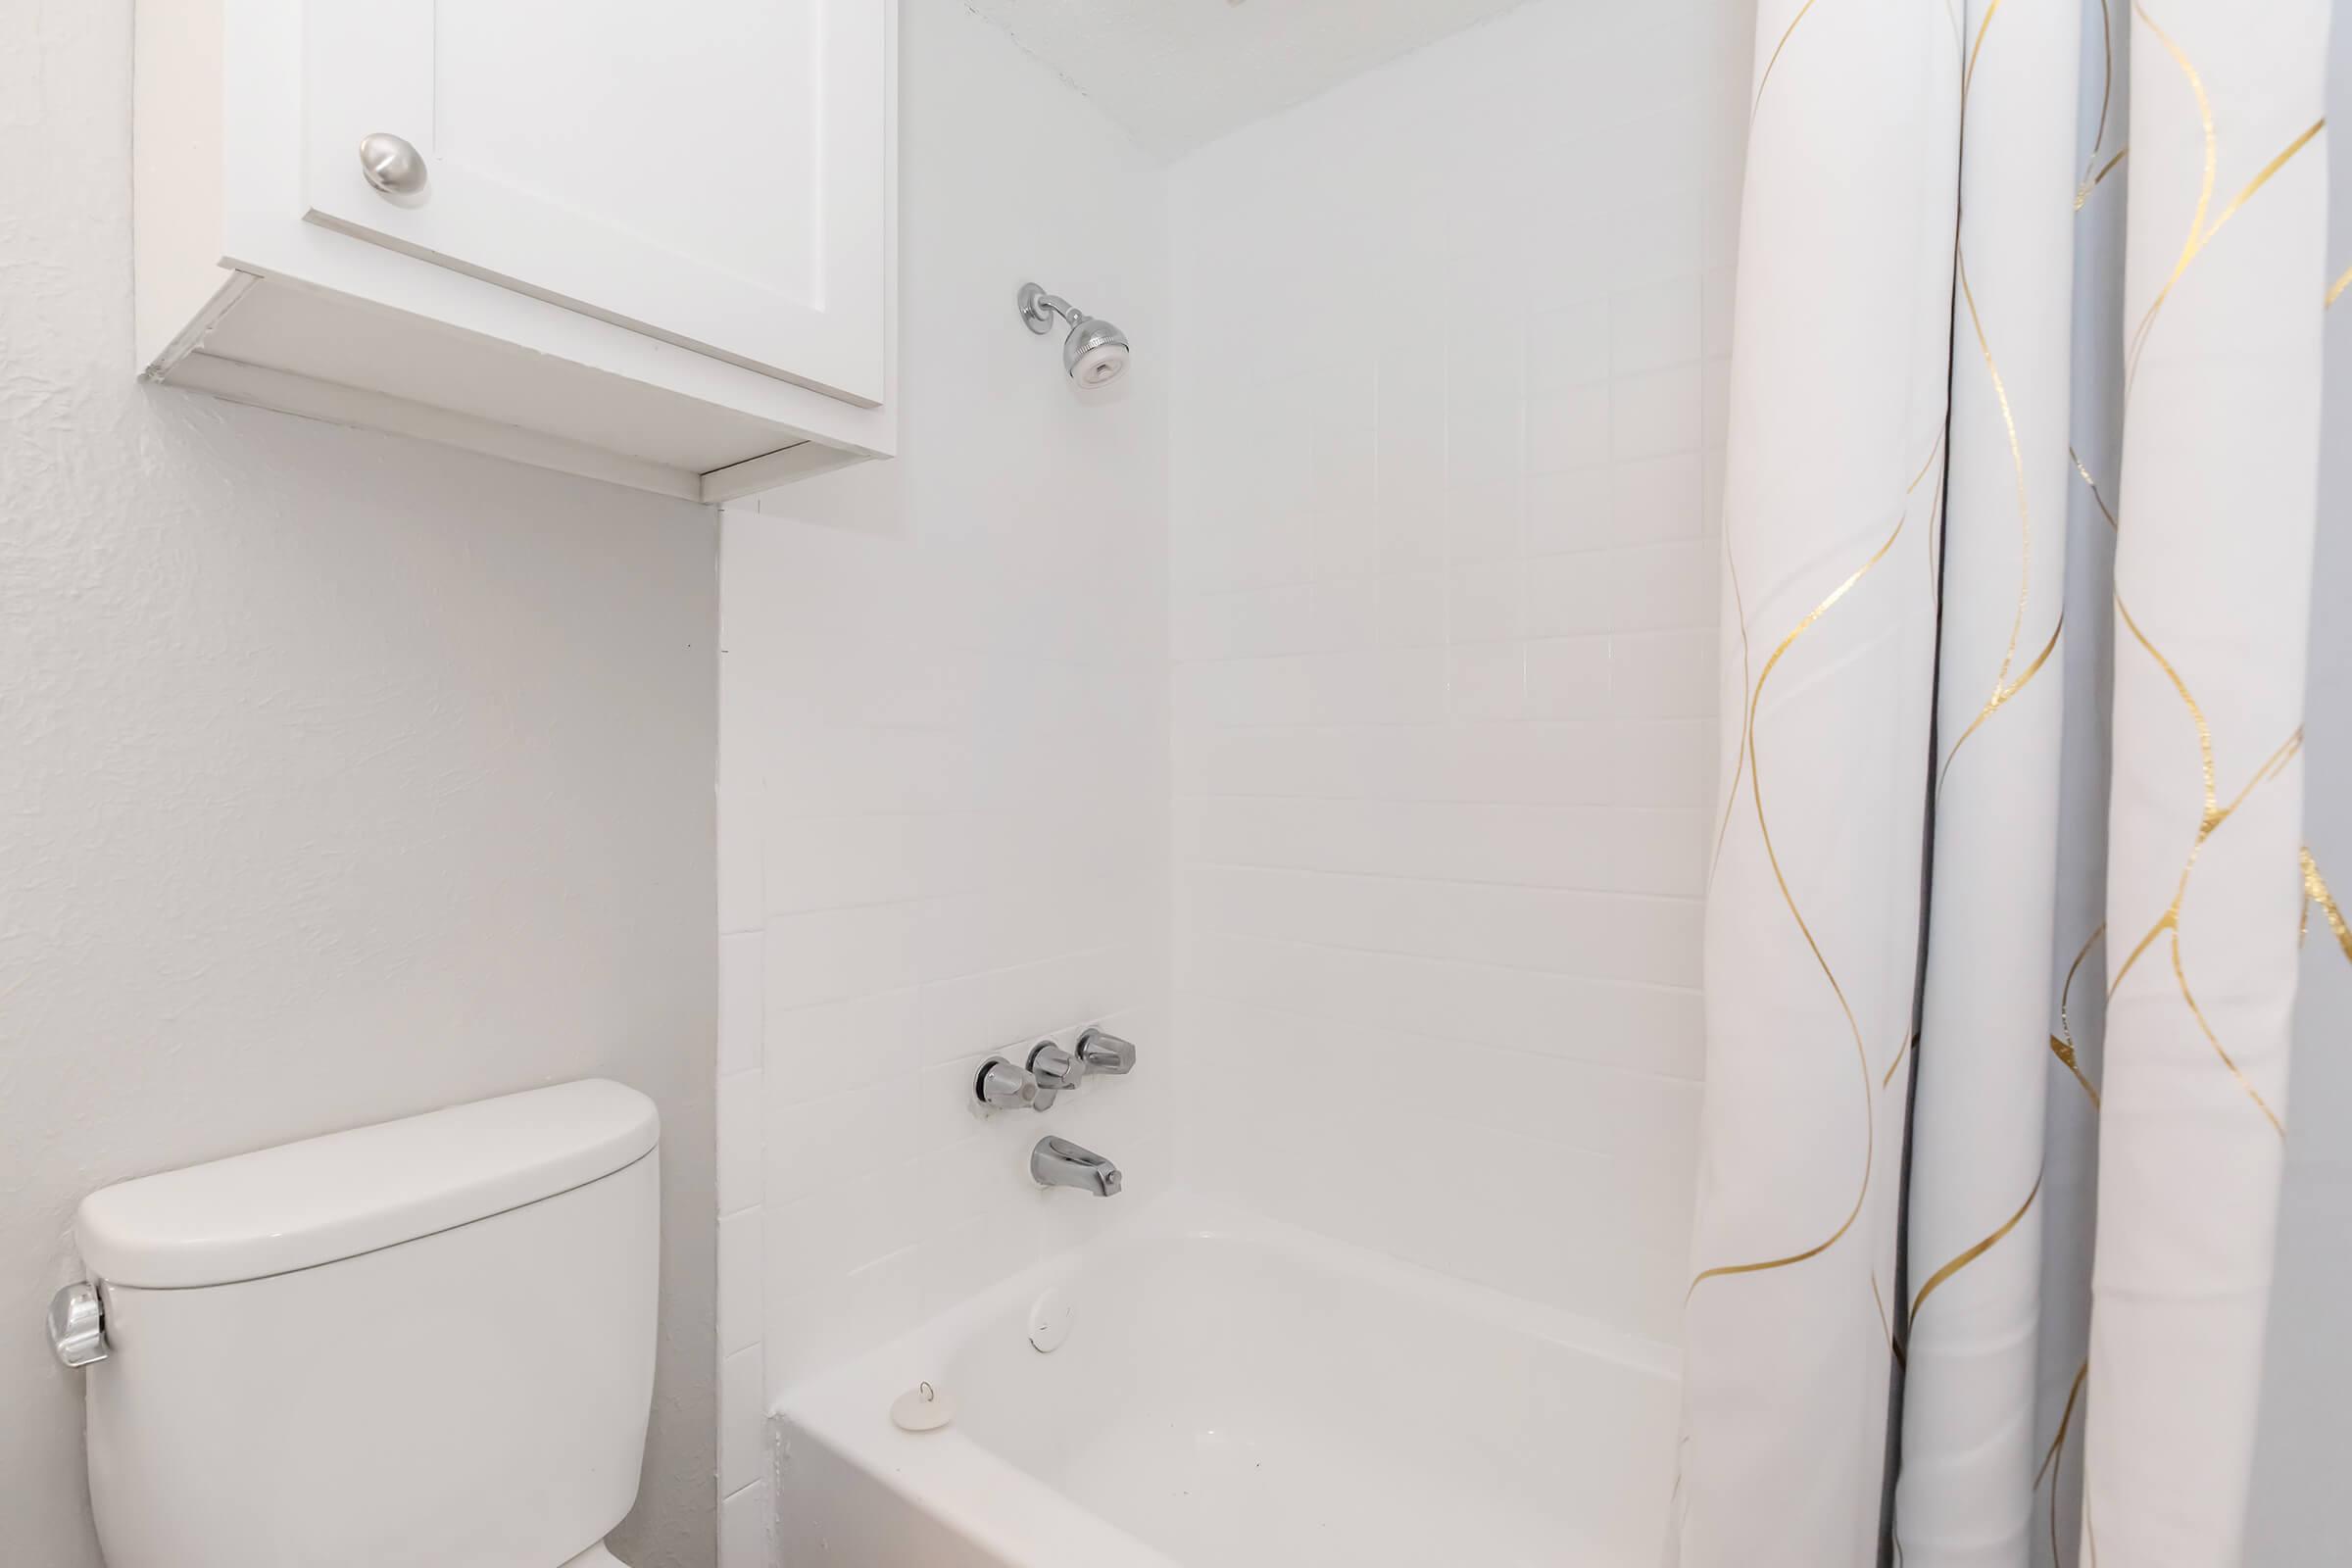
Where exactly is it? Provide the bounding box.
[136,0,897,501]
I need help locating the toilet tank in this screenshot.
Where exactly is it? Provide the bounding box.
[73,1080,660,1568]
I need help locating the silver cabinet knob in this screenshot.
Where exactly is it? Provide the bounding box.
[47,1283,107,1369]
[973,1055,1036,1111]
[1027,1041,1079,1111]
[1075,1027,1137,1077]
[358,132,428,197]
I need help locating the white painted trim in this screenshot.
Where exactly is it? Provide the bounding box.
[698,441,864,503]
[142,270,259,378]
[158,352,706,501]
[132,0,229,374]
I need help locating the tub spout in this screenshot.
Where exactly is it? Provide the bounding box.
[1030,1135,1122,1197]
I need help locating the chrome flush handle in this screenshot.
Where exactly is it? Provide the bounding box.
[48,1282,108,1369]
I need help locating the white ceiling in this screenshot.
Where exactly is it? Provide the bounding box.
[958,0,1539,158]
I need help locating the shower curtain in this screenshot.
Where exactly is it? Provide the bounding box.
[1671,2,2336,1564]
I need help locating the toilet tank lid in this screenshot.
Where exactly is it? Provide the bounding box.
[76,1080,659,1289]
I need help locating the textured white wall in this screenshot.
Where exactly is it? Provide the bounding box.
[1166,0,1752,1345]
[712,1,1169,1554]
[0,6,719,1565]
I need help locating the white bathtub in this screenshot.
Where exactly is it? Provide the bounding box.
[772,1196,1681,1566]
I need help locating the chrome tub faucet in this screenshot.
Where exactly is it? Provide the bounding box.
[1030,1136,1122,1197]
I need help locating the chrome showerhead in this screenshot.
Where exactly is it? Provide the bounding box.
[1061,317,1130,386]
[1017,280,1132,386]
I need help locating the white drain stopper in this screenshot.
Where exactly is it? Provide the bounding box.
[1028,1287,1073,1353]
[890,1381,956,1433]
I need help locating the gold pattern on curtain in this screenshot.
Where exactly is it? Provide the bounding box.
[1680,1,2333,1564]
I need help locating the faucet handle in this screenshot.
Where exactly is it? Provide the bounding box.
[1027,1041,1078,1110]
[973,1055,1036,1111]
[1074,1027,1136,1077]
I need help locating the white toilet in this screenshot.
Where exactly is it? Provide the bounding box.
[64,1079,661,1568]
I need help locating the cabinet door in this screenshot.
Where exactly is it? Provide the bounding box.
[301,0,889,407]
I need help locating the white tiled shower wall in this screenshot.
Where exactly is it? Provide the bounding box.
[712,0,1170,1550]
[1167,0,1753,1345]
[719,1,1751,1544]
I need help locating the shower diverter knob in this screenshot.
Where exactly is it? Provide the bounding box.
[1028,1042,1079,1110]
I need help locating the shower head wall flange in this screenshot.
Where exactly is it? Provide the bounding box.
[1017,281,1067,334]
[1016,280,1132,386]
